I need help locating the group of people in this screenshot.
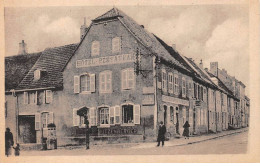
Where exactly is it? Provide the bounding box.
[157,121,190,147]
[5,128,20,157]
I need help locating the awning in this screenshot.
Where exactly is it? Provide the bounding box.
[77,106,89,116]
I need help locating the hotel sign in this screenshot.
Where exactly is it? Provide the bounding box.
[98,126,138,135]
[76,54,135,68]
[162,95,189,106]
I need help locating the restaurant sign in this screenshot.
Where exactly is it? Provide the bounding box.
[98,126,138,135]
[76,54,135,68]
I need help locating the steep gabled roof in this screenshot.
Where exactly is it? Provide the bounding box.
[5,52,41,91]
[16,44,78,90]
[91,8,189,72]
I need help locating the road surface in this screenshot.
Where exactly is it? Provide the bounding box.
[20,130,248,156]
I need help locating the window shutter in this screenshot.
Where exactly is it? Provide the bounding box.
[35,91,38,105]
[44,90,46,103]
[134,104,140,124]
[74,76,80,93]
[90,74,96,92]
[49,112,54,124]
[115,106,120,124]
[90,107,96,126]
[45,90,52,104]
[96,108,100,126]
[110,107,115,125]
[35,113,41,130]
[122,70,127,90]
[24,92,28,104]
[73,108,80,126]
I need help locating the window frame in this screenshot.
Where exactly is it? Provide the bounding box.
[98,106,110,127]
[174,74,179,95]
[121,103,135,125]
[121,68,135,90]
[99,70,112,94]
[91,41,100,56]
[182,77,186,97]
[112,37,121,54]
[168,72,173,94]
[79,73,96,94]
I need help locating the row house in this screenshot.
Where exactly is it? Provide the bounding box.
[5,7,249,148]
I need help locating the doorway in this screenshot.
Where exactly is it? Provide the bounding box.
[18,115,36,143]
[163,105,167,126]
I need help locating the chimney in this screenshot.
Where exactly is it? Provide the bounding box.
[172,44,176,50]
[210,62,218,77]
[199,59,203,69]
[80,17,88,41]
[18,40,28,55]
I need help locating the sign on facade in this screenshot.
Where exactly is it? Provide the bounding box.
[142,94,155,105]
[162,95,189,106]
[76,54,135,68]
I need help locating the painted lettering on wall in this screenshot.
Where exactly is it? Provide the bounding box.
[76,54,135,68]
[98,126,138,135]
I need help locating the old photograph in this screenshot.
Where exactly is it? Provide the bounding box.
[2,0,259,162]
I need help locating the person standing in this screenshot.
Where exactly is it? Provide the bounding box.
[85,117,90,150]
[182,121,190,139]
[5,128,14,157]
[157,121,166,147]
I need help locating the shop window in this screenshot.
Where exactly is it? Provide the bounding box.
[91,41,100,56]
[174,75,179,95]
[112,37,121,53]
[99,107,109,125]
[122,68,135,90]
[162,69,167,92]
[74,74,95,93]
[45,90,52,104]
[99,70,112,93]
[168,73,173,93]
[182,78,186,97]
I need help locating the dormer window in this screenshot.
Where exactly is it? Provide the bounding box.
[34,69,41,80]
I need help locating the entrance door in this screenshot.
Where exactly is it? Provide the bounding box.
[176,112,179,134]
[18,115,36,143]
[193,111,196,133]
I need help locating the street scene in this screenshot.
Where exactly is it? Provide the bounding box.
[4,5,250,158]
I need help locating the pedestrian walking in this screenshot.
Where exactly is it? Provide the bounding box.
[182,121,190,139]
[85,117,90,150]
[5,128,14,157]
[13,143,20,156]
[157,121,166,147]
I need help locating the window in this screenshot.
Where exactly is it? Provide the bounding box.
[99,107,109,125]
[182,77,186,97]
[168,73,173,93]
[74,74,96,93]
[41,112,54,128]
[24,92,28,104]
[112,37,121,53]
[194,83,197,99]
[122,105,134,124]
[91,41,100,56]
[122,68,135,90]
[34,69,41,80]
[29,92,36,104]
[174,75,179,95]
[188,81,192,98]
[162,69,167,92]
[45,90,52,104]
[99,71,112,93]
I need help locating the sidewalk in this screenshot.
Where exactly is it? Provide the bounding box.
[129,127,248,149]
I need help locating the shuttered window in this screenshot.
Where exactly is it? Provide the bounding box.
[134,104,140,124]
[73,108,80,126]
[35,113,41,130]
[112,37,121,53]
[121,68,135,90]
[168,73,173,93]
[45,90,52,104]
[115,106,120,124]
[24,92,28,104]
[91,41,100,56]
[99,71,112,93]
[75,74,96,93]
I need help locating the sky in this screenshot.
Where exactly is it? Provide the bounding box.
[4,5,249,95]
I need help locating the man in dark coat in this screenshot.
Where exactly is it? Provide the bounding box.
[5,128,14,156]
[157,121,166,147]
